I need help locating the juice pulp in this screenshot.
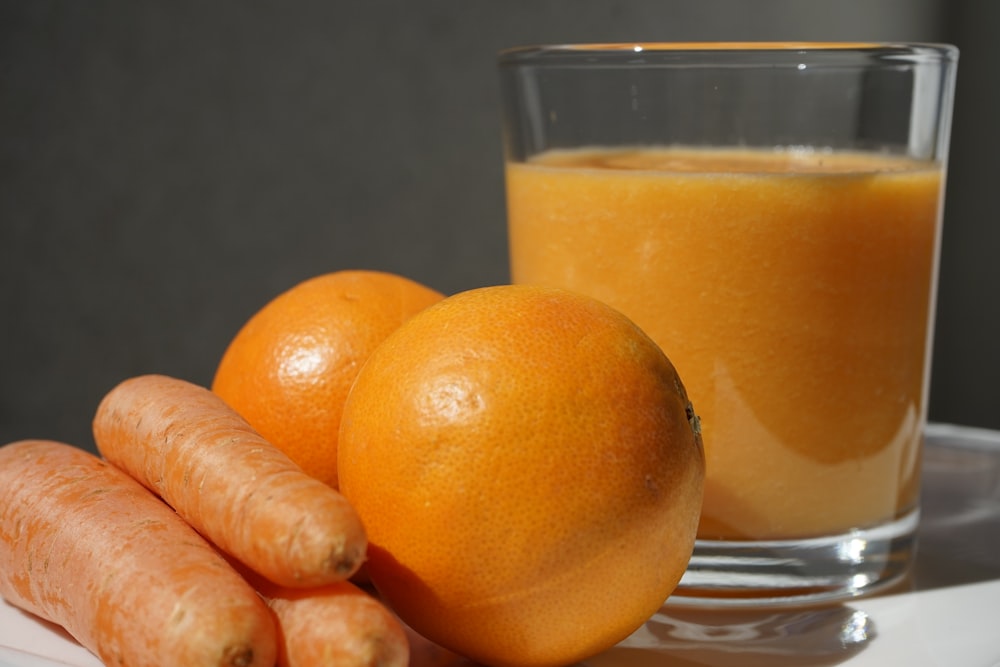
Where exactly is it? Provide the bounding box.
[506,147,944,540]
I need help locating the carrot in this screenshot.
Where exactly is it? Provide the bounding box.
[241,567,409,667]
[0,439,277,667]
[92,373,367,588]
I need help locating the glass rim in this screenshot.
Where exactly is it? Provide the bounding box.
[498,41,959,66]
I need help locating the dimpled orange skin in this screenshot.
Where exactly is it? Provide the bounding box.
[212,270,444,488]
[337,285,705,667]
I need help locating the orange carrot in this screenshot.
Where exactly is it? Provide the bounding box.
[0,439,277,667]
[243,569,409,667]
[93,373,367,588]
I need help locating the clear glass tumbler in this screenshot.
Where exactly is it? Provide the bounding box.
[499,43,958,606]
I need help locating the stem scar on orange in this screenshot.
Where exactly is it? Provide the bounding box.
[337,284,705,667]
[211,270,444,489]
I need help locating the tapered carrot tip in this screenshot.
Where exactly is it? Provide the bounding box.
[92,373,368,588]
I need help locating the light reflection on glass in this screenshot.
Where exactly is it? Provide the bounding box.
[590,604,876,666]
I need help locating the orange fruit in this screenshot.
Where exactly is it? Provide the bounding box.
[211,270,444,488]
[337,284,705,667]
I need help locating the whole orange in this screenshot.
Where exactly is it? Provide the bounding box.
[337,284,705,667]
[211,270,444,488]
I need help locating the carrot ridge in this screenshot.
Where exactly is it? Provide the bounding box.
[93,374,367,588]
[0,439,277,667]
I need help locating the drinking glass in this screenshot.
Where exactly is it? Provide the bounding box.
[499,42,958,606]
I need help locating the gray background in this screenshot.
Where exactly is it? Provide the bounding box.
[2,0,997,454]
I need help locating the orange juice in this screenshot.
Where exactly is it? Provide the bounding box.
[506,147,944,540]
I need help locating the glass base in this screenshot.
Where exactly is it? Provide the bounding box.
[667,509,919,608]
